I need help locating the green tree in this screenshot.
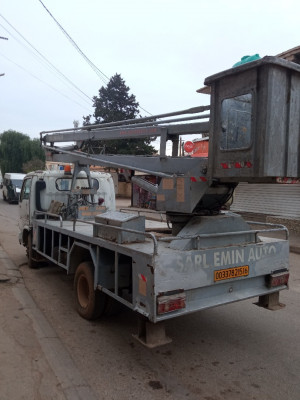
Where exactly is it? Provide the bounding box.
[22,158,45,173]
[0,130,45,176]
[83,74,155,155]
[29,138,46,162]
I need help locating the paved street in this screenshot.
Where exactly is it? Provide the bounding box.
[0,197,300,400]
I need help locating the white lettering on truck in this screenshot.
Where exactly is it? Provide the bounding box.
[214,249,245,267]
[176,253,209,272]
[176,244,277,272]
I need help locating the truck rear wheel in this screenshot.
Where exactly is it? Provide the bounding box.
[74,261,107,320]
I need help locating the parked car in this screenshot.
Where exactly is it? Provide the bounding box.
[3,173,26,203]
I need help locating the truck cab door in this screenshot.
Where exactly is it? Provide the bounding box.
[18,177,32,243]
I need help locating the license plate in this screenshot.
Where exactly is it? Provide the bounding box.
[214,265,249,282]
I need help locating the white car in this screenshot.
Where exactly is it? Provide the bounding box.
[2,173,26,203]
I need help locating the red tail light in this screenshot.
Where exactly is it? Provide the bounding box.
[267,271,289,288]
[157,292,186,315]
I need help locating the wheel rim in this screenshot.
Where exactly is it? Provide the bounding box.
[77,275,90,308]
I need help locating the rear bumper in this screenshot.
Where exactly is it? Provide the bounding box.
[154,275,287,322]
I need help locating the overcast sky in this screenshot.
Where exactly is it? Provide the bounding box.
[1,0,299,141]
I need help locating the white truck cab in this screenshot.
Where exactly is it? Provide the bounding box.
[19,167,115,247]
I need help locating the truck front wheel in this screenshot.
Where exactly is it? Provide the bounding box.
[27,233,39,269]
[74,261,107,320]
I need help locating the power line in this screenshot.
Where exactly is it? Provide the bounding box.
[0,51,92,112]
[0,34,8,77]
[0,14,93,105]
[37,0,152,116]
[0,22,92,107]
[38,0,109,84]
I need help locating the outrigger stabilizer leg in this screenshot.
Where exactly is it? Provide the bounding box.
[133,317,172,348]
[256,291,286,311]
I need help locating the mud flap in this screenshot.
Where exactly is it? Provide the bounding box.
[255,291,286,311]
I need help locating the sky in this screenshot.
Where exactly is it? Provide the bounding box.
[1,0,299,144]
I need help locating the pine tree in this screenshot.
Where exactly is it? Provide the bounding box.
[83,74,155,155]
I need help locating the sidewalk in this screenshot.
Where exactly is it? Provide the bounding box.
[0,246,98,400]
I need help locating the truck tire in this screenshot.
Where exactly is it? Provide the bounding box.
[27,233,39,269]
[74,261,107,320]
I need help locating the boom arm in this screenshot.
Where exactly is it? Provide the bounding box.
[41,106,216,215]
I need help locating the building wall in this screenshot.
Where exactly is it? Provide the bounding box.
[231,182,300,218]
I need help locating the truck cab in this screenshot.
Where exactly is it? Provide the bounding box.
[18,167,115,247]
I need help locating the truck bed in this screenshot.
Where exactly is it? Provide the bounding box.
[32,214,289,323]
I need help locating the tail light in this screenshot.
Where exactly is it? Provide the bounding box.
[267,271,289,288]
[157,292,186,315]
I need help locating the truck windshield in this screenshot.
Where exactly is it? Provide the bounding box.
[55,177,99,191]
[11,179,23,187]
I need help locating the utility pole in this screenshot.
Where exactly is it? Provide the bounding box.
[1,36,8,77]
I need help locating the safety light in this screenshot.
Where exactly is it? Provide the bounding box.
[157,292,186,315]
[221,163,230,169]
[64,165,72,174]
[220,161,253,169]
[190,176,207,182]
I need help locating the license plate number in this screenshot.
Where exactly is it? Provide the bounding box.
[214,265,249,282]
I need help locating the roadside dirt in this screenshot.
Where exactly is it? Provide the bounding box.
[0,279,66,400]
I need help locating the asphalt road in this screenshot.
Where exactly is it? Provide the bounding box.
[0,197,300,400]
